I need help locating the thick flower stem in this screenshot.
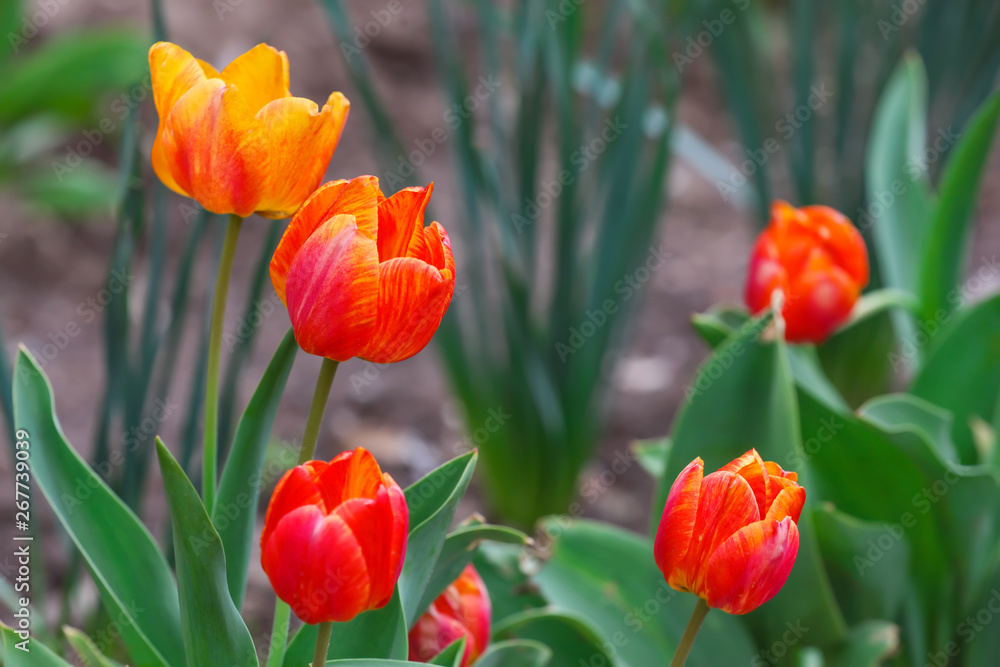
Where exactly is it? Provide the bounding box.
[670,599,710,667]
[203,213,242,513]
[265,600,291,667]
[298,357,339,464]
[312,621,334,666]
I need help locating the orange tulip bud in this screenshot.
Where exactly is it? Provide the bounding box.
[149,42,350,219]
[745,201,869,343]
[654,450,804,615]
[269,176,456,363]
[408,564,492,666]
[260,448,408,624]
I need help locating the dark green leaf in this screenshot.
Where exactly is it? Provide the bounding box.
[474,639,551,667]
[492,608,615,667]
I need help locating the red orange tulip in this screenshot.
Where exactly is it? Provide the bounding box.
[150,42,349,219]
[654,450,804,615]
[260,448,408,624]
[408,564,492,666]
[745,201,869,343]
[270,176,455,363]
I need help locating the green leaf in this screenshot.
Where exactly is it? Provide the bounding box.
[417,518,528,615]
[12,349,183,667]
[1,624,70,665]
[428,637,465,667]
[474,639,551,667]
[214,329,297,608]
[826,621,899,667]
[473,543,547,625]
[910,293,1000,463]
[535,519,757,667]
[840,289,920,330]
[63,626,124,667]
[155,438,258,667]
[918,91,1000,322]
[632,438,670,479]
[652,311,848,649]
[690,307,749,350]
[400,451,478,624]
[492,608,615,667]
[284,588,408,665]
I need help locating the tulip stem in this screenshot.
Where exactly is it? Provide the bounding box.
[203,213,242,513]
[312,621,333,666]
[298,358,339,464]
[670,598,710,667]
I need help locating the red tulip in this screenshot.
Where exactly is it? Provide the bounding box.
[745,200,869,343]
[408,564,492,666]
[654,450,804,615]
[269,176,455,363]
[260,448,408,624]
[149,42,349,219]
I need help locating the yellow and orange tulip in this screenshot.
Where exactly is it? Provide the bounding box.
[654,450,804,615]
[270,175,455,363]
[745,201,869,343]
[149,42,350,219]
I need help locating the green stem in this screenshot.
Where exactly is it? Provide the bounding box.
[265,600,291,667]
[298,358,339,464]
[312,621,334,667]
[670,598,710,667]
[203,213,242,513]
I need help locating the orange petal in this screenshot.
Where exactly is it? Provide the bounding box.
[149,42,210,125]
[801,205,869,287]
[672,470,760,595]
[765,484,805,524]
[359,256,455,363]
[284,214,379,361]
[704,516,799,615]
[377,184,433,261]
[253,92,351,219]
[270,176,381,305]
[217,43,290,114]
[653,457,703,585]
[721,450,769,520]
[153,79,263,216]
[314,448,383,507]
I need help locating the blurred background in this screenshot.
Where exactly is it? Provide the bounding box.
[1,0,999,639]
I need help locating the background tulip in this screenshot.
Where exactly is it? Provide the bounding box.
[270,175,456,363]
[150,41,349,219]
[654,450,804,616]
[260,448,408,624]
[408,564,492,666]
[745,201,869,343]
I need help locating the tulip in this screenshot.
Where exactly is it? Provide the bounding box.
[260,448,408,624]
[270,175,456,363]
[745,200,869,343]
[654,449,804,616]
[408,565,492,666]
[149,41,350,219]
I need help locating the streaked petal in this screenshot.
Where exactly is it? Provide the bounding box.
[653,457,703,584]
[217,43,290,114]
[720,449,769,519]
[253,92,351,219]
[284,214,378,361]
[705,516,799,615]
[765,484,805,524]
[270,176,380,304]
[376,184,433,261]
[359,256,455,363]
[314,448,383,507]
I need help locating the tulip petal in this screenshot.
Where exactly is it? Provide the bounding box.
[305,511,372,623]
[377,185,433,261]
[800,205,869,286]
[720,449,769,519]
[672,471,760,595]
[359,256,455,363]
[252,92,350,219]
[315,448,383,507]
[259,462,325,550]
[217,43,290,114]
[385,475,409,581]
[765,484,805,524]
[653,457,703,583]
[260,505,325,619]
[785,264,859,343]
[149,42,210,125]
[153,78,263,216]
[285,214,379,361]
[705,516,799,615]
[333,492,397,609]
[270,176,380,304]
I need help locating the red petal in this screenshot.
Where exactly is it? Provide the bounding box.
[259,462,325,550]
[765,484,805,525]
[260,505,325,619]
[284,215,378,361]
[301,510,372,623]
[377,184,433,262]
[314,447,383,507]
[704,516,800,615]
[653,458,703,585]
